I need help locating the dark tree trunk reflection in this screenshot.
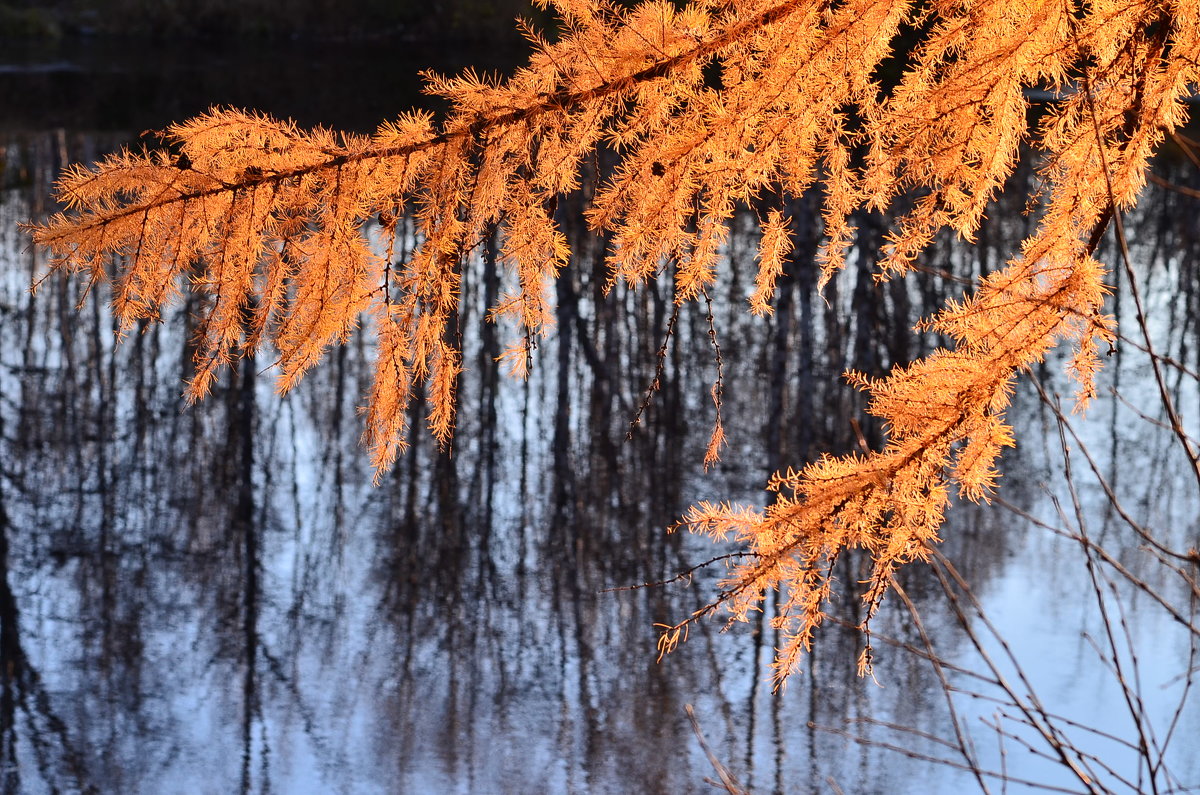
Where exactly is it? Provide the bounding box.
[2,122,1199,792]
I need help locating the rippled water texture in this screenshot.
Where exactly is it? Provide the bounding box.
[1,42,1199,794]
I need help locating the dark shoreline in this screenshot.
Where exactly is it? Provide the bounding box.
[0,34,527,134]
[0,0,550,43]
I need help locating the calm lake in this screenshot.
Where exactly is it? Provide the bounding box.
[1,37,1199,794]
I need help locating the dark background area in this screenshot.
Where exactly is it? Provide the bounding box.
[0,0,552,41]
[0,0,561,133]
[0,34,530,133]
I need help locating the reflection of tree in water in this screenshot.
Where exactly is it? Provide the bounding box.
[1,130,1199,791]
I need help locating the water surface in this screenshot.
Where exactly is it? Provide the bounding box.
[1,44,1199,794]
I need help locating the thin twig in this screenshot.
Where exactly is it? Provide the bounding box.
[627,301,680,440]
[892,578,992,794]
[599,552,755,594]
[685,705,750,795]
[809,722,1089,794]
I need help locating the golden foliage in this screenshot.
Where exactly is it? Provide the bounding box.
[27,0,1199,679]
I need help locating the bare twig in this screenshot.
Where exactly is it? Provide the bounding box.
[686,704,750,795]
[599,552,755,594]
